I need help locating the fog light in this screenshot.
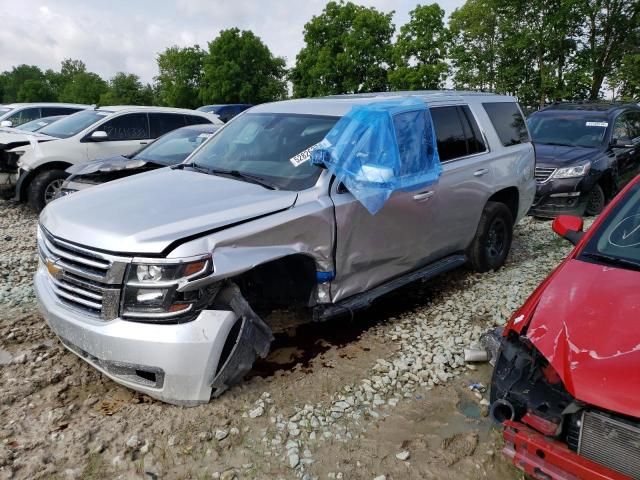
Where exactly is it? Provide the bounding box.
[136,290,165,303]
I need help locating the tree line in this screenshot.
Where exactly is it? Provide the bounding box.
[1,0,637,111]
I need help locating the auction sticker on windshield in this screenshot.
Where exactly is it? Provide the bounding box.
[290,143,319,167]
[586,121,608,127]
[609,214,640,247]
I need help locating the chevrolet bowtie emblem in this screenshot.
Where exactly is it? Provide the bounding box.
[45,258,63,279]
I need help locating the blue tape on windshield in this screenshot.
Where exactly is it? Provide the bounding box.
[312,97,441,214]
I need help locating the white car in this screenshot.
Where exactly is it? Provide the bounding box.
[0,103,88,127]
[10,106,222,210]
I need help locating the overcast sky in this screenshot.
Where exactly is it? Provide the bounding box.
[0,0,465,83]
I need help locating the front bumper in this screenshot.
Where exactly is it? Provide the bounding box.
[35,266,238,405]
[528,176,592,218]
[502,420,632,480]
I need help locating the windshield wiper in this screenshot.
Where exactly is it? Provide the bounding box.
[207,168,278,190]
[172,162,211,174]
[539,142,576,147]
[581,252,640,271]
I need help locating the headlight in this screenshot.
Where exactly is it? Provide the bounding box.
[551,162,591,179]
[122,256,211,321]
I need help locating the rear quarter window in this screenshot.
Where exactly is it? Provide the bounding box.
[482,102,530,147]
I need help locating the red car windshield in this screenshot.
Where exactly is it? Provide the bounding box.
[580,181,640,270]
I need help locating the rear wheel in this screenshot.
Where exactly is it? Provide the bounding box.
[27,169,68,212]
[584,184,605,216]
[469,201,514,273]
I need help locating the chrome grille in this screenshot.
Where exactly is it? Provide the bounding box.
[534,167,556,184]
[578,410,640,479]
[38,227,129,320]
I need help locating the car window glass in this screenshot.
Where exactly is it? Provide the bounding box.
[134,127,218,165]
[185,115,209,126]
[430,106,468,161]
[483,102,530,146]
[100,113,149,140]
[41,107,81,116]
[459,105,487,155]
[149,113,186,138]
[7,107,40,126]
[40,110,111,139]
[528,114,608,147]
[612,115,632,141]
[624,112,640,140]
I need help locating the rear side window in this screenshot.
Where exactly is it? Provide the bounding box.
[41,107,83,116]
[482,102,529,146]
[149,113,186,138]
[431,106,486,161]
[100,113,149,140]
[185,115,210,126]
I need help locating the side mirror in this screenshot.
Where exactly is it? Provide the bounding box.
[611,138,634,149]
[89,130,109,141]
[0,120,13,127]
[552,215,584,245]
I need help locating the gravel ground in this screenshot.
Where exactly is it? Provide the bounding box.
[0,198,576,479]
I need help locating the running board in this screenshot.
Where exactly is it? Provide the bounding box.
[313,253,467,321]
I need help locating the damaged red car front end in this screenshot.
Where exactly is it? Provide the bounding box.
[491,176,640,480]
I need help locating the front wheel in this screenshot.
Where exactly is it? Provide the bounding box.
[468,201,514,273]
[584,184,605,216]
[27,169,69,212]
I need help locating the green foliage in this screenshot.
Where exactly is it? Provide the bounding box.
[290,1,395,97]
[612,53,640,100]
[156,45,205,109]
[389,4,449,90]
[200,28,287,104]
[99,72,154,105]
[16,79,56,102]
[1,64,46,102]
[59,72,108,104]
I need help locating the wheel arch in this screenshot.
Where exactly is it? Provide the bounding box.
[18,161,73,201]
[487,187,519,224]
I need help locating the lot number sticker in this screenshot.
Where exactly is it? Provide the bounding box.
[290,143,319,167]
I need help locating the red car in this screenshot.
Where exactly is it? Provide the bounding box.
[490,175,640,480]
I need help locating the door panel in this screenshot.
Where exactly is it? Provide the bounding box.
[85,113,151,161]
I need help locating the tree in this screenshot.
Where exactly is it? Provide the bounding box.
[1,65,46,103]
[100,72,154,105]
[16,79,56,102]
[59,72,108,104]
[290,1,395,97]
[155,45,205,108]
[576,0,640,99]
[611,53,640,100]
[389,4,449,90]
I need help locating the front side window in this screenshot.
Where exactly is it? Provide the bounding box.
[134,127,219,165]
[7,107,40,126]
[483,102,529,147]
[580,181,640,270]
[40,110,113,139]
[99,113,149,141]
[188,113,338,191]
[627,112,640,140]
[528,113,608,148]
[431,106,468,161]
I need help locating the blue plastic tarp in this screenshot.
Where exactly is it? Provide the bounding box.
[311,97,441,214]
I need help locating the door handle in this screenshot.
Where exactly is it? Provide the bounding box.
[474,168,489,177]
[140,141,149,145]
[413,191,434,201]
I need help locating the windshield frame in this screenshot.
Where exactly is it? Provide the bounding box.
[579,181,640,271]
[186,112,339,192]
[527,113,610,148]
[38,109,113,139]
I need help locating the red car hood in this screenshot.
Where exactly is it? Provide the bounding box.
[527,258,640,417]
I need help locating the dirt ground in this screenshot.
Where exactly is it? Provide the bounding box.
[0,202,567,480]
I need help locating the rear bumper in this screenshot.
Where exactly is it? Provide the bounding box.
[35,266,238,405]
[502,420,632,480]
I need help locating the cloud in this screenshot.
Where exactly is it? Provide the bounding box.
[0,0,464,83]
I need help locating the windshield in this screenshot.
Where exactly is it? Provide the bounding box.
[188,113,338,190]
[16,116,62,132]
[134,127,219,165]
[580,181,640,270]
[39,110,112,139]
[528,114,608,148]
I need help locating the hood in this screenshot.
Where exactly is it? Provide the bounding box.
[66,155,149,175]
[533,143,600,168]
[0,132,57,150]
[526,259,640,417]
[41,167,298,254]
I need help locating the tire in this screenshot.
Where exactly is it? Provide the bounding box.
[468,201,514,273]
[584,184,605,216]
[27,169,68,212]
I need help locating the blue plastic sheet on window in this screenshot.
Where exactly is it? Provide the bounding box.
[311,97,441,214]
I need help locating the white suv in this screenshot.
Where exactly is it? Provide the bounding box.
[11,106,222,210]
[0,103,88,127]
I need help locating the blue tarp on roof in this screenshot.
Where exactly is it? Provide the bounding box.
[311,97,441,214]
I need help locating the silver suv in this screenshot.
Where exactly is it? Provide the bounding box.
[35,92,535,405]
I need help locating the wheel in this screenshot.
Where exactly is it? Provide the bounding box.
[27,169,69,212]
[584,184,605,216]
[469,201,514,273]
